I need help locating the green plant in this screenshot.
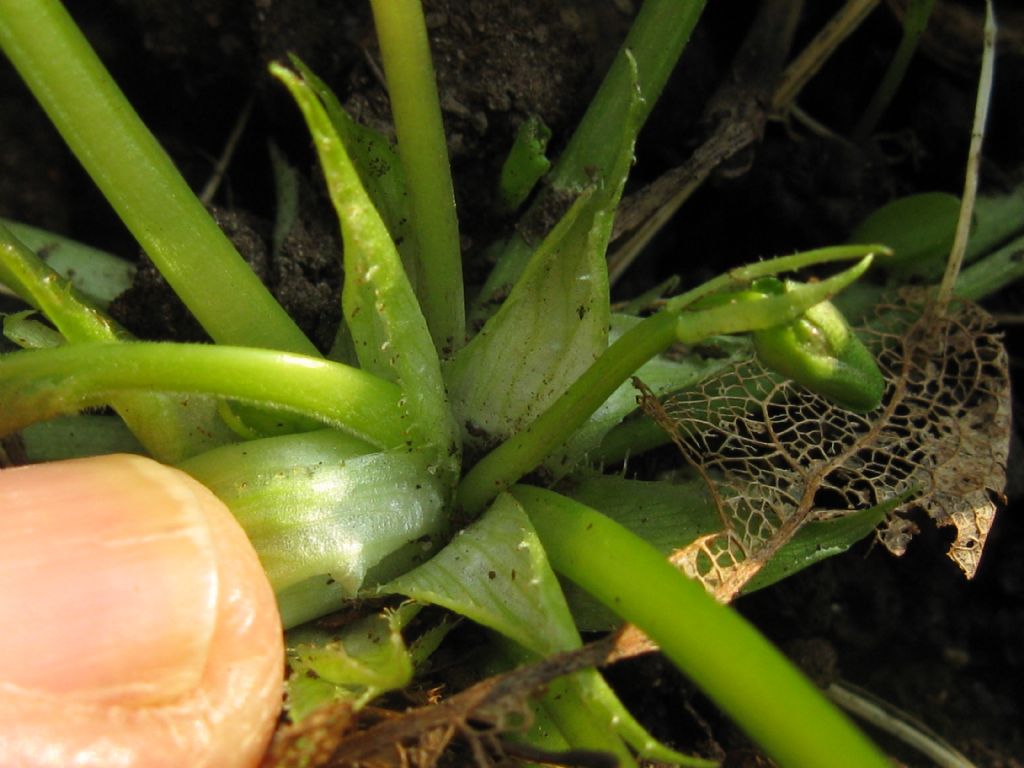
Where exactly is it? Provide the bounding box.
[0,1,1015,766]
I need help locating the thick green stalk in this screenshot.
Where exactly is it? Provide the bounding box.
[368,0,464,354]
[0,343,404,448]
[513,486,891,768]
[0,0,316,355]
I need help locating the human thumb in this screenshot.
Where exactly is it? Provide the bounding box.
[0,453,284,768]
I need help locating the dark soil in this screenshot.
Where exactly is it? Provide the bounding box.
[2,1,1022,765]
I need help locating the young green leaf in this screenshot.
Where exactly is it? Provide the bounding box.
[285,57,420,292]
[381,492,579,656]
[285,607,416,720]
[448,74,641,453]
[497,116,552,213]
[273,63,459,479]
[473,0,707,319]
[741,492,915,594]
[848,191,960,282]
[384,494,686,765]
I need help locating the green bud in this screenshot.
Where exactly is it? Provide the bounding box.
[753,298,885,413]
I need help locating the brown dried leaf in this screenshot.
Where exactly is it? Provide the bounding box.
[641,294,1010,602]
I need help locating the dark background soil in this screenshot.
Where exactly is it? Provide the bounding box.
[1,1,1022,765]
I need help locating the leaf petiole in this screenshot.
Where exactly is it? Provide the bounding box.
[0,342,406,449]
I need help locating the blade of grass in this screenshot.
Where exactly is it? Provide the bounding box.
[853,0,937,142]
[273,63,460,478]
[0,0,316,354]
[933,0,996,314]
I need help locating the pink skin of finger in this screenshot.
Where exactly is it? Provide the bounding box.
[0,454,284,768]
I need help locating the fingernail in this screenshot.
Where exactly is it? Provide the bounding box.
[0,454,219,705]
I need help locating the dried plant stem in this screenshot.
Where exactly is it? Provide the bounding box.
[934,0,996,314]
[772,0,881,113]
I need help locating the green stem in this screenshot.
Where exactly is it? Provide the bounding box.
[0,342,404,448]
[852,0,936,143]
[513,486,891,768]
[0,0,316,355]
[457,311,679,516]
[542,677,640,768]
[368,0,464,354]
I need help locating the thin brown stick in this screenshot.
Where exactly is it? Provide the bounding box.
[771,0,881,113]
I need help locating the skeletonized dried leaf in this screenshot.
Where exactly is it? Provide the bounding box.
[641,293,1010,601]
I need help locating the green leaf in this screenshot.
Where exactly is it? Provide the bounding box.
[285,608,414,720]
[497,116,552,213]
[449,76,641,451]
[285,57,419,291]
[179,430,448,597]
[1,218,135,308]
[742,490,917,594]
[17,414,145,461]
[565,474,720,553]
[849,192,960,282]
[381,492,580,657]
[386,494,691,766]
[273,63,459,479]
